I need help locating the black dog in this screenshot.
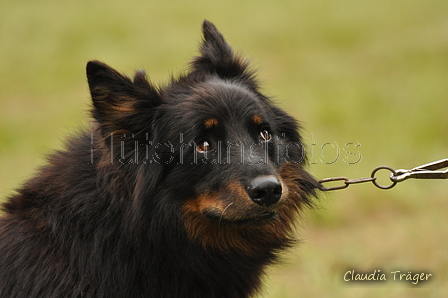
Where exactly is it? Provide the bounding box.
[0,20,317,298]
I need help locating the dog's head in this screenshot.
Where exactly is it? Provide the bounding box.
[86,20,317,253]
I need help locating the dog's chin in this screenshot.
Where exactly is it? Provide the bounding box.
[203,211,278,227]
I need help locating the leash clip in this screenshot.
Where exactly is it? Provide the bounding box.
[391,159,448,182]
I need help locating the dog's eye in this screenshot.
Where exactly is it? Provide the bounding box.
[259,130,272,142]
[197,140,212,153]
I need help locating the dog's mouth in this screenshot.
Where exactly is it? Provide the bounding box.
[204,210,278,226]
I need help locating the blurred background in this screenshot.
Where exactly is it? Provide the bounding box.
[1,0,447,297]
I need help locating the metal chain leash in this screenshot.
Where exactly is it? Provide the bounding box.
[318,158,448,191]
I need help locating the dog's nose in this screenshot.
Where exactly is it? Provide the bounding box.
[246,176,282,207]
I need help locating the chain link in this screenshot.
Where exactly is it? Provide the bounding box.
[318,158,448,191]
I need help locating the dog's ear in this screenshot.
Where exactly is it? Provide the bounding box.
[191,20,256,85]
[86,60,162,137]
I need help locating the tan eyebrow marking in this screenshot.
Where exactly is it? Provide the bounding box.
[204,118,219,128]
[252,114,263,125]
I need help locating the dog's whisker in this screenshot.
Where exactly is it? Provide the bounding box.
[218,202,234,227]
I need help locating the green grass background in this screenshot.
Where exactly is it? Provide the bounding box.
[1,0,447,297]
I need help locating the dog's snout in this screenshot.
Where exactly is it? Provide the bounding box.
[246,176,282,207]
